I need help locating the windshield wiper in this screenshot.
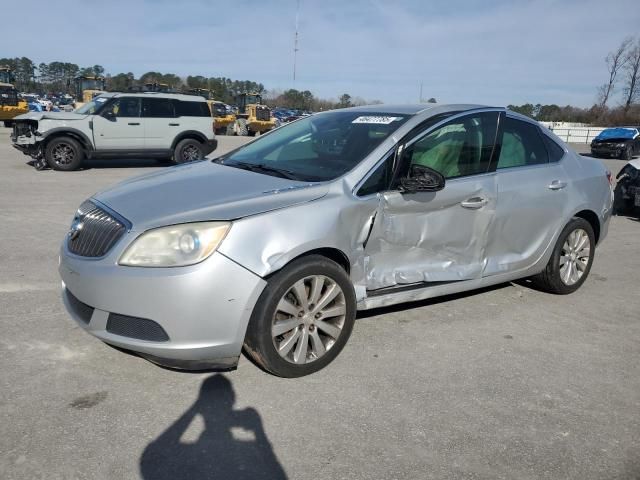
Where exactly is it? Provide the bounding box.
[225,161,303,181]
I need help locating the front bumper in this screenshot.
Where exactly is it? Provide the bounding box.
[591,146,622,158]
[59,243,266,370]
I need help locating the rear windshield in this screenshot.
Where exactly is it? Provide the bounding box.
[220,111,409,181]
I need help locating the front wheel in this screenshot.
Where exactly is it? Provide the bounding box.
[531,217,595,294]
[621,145,633,160]
[173,138,204,164]
[45,136,84,171]
[244,255,356,377]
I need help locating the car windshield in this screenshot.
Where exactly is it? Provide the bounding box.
[219,111,409,181]
[75,96,109,115]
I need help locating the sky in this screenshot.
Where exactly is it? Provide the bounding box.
[2,0,639,107]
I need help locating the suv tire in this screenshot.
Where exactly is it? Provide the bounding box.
[45,137,84,171]
[173,138,204,164]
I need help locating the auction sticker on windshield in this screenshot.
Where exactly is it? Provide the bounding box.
[352,116,403,124]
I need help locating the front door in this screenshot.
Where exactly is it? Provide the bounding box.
[364,111,501,291]
[92,97,143,149]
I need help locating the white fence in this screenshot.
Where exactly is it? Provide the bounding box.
[538,122,605,144]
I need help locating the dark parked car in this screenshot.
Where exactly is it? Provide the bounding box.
[590,127,640,160]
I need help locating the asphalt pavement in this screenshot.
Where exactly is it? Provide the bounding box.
[0,129,638,480]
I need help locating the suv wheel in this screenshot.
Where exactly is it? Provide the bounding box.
[244,255,356,378]
[45,137,84,171]
[531,217,595,294]
[174,138,204,164]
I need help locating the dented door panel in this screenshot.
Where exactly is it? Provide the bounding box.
[363,173,497,290]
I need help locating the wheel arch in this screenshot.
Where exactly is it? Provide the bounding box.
[573,209,601,244]
[42,128,93,152]
[171,131,208,150]
[265,247,351,280]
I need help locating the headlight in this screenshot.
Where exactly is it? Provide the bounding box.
[616,143,627,148]
[119,222,230,267]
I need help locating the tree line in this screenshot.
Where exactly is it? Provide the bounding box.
[0,56,374,110]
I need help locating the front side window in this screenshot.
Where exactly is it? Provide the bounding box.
[497,117,549,169]
[102,97,140,118]
[220,111,409,182]
[142,98,174,118]
[404,112,498,179]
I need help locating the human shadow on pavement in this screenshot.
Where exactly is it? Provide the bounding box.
[140,374,287,480]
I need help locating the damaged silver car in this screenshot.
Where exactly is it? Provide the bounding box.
[59,104,613,377]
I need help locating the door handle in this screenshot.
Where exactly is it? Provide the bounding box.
[128,122,140,126]
[169,123,180,126]
[460,197,488,209]
[548,180,567,190]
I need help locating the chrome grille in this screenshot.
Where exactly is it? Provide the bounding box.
[67,201,127,257]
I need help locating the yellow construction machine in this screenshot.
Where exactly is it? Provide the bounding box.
[73,75,107,108]
[0,66,29,127]
[232,92,275,136]
[186,88,235,135]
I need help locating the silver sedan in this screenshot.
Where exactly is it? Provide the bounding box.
[59,104,613,377]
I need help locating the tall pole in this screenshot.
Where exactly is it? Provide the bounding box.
[293,0,300,85]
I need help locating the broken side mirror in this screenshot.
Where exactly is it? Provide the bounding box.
[400,164,445,193]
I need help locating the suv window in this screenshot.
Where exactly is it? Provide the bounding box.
[102,97,140,118]
[498,118,549,169]
[174,100,211,117]
[142,98,174,118]
[405,112,498,179]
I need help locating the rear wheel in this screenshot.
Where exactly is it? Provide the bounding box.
[173,138,204,164]
[45,137,84,171]
[244,255,356,377]
[531,217,595,294]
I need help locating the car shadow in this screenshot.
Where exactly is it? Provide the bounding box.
[356,283,510,320]
[139,374,287,480]
[83,158,168,169]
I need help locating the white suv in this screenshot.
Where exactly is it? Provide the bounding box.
[10,92,217,171]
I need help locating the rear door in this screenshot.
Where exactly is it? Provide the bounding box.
[363,111,501,291]
[483,115,571,276]
[142,97,175,149]
[92,97,143,149]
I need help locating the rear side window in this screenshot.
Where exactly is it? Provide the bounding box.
[541,134,565,162]
[142,98,174,118]
[174,100,211,117]
[497,118,548,169]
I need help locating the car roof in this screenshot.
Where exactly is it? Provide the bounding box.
[100,92,207,102]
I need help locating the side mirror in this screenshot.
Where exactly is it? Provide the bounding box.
[400,164,445,193]
[102,110,116,121]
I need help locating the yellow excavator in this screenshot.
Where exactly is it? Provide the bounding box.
[186,88,235,135]
[232,92,276,136]
[73,75,107,109]
[0,66,29,127]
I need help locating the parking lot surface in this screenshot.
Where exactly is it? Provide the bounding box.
[1,129,639,479]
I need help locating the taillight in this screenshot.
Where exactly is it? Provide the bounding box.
[606,170,613,187]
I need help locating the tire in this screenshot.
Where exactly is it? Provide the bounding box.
[45,136,84,171]
[621,145,633,160]
[243,255,357,378]
[247,130,257,137]
[173,138,204,164]
[236,118,248,136]
[531,217,595,294]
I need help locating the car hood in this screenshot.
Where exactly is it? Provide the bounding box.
[14,111,88,121]
[93,161,329,230]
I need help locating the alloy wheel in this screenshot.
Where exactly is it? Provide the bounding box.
[559,228,591,286]
[52,143,75,165]
[182,144,201,161]
[271,275,346,365]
